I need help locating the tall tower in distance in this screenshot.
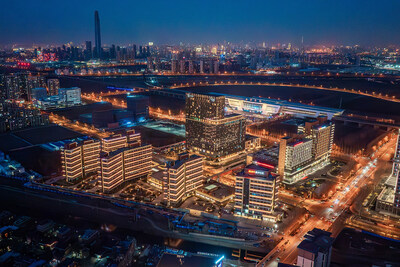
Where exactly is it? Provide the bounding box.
[94,10,101,59]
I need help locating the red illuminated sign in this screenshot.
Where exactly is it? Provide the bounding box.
[255,161,274,169]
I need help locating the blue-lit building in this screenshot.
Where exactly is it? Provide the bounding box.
[31,87,47,100]
[157,249,224,267]
[126,94,149,122]
[216,93,344,120]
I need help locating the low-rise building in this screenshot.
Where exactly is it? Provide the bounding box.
[195,182,235,205]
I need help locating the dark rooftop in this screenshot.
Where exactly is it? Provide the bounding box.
[298,228,334,255]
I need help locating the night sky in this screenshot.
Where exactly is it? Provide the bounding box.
[1,0,399,46]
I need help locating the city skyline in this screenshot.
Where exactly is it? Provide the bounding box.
[1,0,400,47]
[1,2,400,266]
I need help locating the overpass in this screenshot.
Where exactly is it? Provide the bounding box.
[333,115,400,130]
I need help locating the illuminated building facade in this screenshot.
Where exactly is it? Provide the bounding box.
[58,87,81,106]
[185,93,246,159]
[99,143,152,193]
[278,120,335,184]
[311,122,335,162]
[163,153,204,206]
[4,74,30,100]
[376,129,400,216]
[234,164,279,221]
[47,78,60,96]
[278,137,313,184]
[101,130,141,153]
[0,102,49,132]
[61,138,101,182]
[221,94,344,120]
[27,75,46,100]
[35,87,82,109]
[94,11,102,59]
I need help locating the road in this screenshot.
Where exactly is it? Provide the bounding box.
[256,135,396,266]
[170,81,400,104]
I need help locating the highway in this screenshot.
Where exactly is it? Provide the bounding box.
[170,80,400,104]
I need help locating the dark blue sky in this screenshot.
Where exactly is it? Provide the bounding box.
[1,0,399,46]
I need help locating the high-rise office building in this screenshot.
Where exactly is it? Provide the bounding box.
[200,60,204,74]
[278,137,313,184]
[61,138,101,182]
[186,92,225,120]
[185,93,246,159]
[297,228,334,267]
[47,78,60,96]
[85,41,92,59]
[94,11,101,59]
[163,153,204,206]
[133,44,137,59]
[179,60,185,73]
[278,118,335,184]
[311,122,335,161]
[214,61,219,74]
[171,60,178,73]
[234,164,279,221]
[188,60,194,74]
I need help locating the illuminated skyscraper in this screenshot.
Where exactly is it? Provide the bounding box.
[47,78,60,96]
[94,11,101,59]
[278,118,335,184]
[85,41,92,59]
[278,137,313,184]
[171,60,178,73]
[185,93,246,159]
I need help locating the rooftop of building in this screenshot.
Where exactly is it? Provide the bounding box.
[186,91,225,98]
[297,228,334,255]
[237,164,278,181]
[59,87,80,91]
[127,93,149,99]
[196,182,234,200]
[100,141,143,158]
[245,134,260,141]
[288,138,312,147]
[63,135,98,146]
[151,170,164,182]
[209,92,344,114]
[169,154,202,170]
